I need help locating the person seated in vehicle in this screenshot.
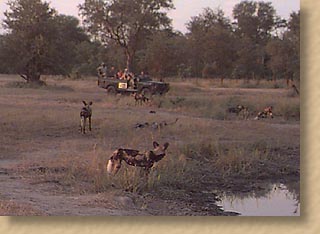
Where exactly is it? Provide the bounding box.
[107,66,116,78]
[138,71,150,81]
[120,68,129,80]
[97,62,107,78]
[116,69,123,79]
[127,72,136,89]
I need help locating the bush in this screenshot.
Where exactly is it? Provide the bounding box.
[202,63,217,78]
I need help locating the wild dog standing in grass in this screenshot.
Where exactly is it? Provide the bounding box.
[227,105,245,115]
[107,141,169,176]
[80,101,93,134]
[239,106,250,120]
[227,105,249,120]
[254,106,273,120]
[132,93,150,106]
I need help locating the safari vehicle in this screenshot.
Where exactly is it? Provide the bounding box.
[97,75,170,97]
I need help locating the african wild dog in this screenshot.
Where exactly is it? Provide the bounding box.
[227,105,245,114]
[227,105,249,120]
[254,106,273,120]
[151,118,179,130]
[106,141,169,175]
[132,93,150,105]
[80,101,93,134]
[134,118,179,130]
[239,106,250,120]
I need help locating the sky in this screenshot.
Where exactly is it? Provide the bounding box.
[0,0,300,33]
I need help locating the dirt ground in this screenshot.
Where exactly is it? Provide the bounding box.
[0,75,300,216]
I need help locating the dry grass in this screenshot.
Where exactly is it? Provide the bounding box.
[169,77,299,90]
[154,81,300,121]
[0,200,46,216]
[0,74,300,215]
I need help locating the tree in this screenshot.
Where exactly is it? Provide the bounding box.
[285,11,300,81]
[75,39,126,76]
[233,36,265,80]
[79,0,174,72]
[49,15,90,76]
[3,0,57,83]
[233,1,276,44]
[186,8,236,78]
[265,11,300,84]
[0,35,10,73]
[232,1,278,80]
[1,0,90,82]
[137,30,187,77]
[266,37,292,83]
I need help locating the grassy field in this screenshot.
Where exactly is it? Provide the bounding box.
[0,75,300,215]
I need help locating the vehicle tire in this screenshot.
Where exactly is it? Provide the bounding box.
[141,88,151,98]
[106,86,117,95]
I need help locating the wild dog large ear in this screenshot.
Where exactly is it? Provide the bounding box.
[82,100,87,105]
[115,149,123,159]
[153,141,159,148]
[163,142,169,150]
[89,101,93,105]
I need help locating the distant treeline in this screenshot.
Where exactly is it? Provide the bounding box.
[0,0,299,83]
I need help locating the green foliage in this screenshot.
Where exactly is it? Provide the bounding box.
[284,12,300,81]
[202,63,218,78]
[137,30,188,77]
[0,1,300,83]
[2,0,56,82]
[1,0,89,82]
[79,0,174,71]
[186,8,236,77]
[232,1,279,80]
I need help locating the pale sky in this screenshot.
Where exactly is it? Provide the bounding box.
[0,0,300,33]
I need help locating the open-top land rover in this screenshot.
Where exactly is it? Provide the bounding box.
[97,76,170,97]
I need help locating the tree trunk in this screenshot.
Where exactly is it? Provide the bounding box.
[20,72,43,85]
[125,49,134,72]
[252,71,255,80]
[26,67,41,84]
[22,56,43,84]
[28,73,41,83]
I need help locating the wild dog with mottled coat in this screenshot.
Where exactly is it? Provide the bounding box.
[132,93,149,105]
[239,106,250,120]
[228,105,245,114]
[227,105,249,120]
[80,101,93,134]
[254,106,273,120]
[106,141,169,175]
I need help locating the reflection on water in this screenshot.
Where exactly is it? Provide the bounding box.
[217,183,300,216]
